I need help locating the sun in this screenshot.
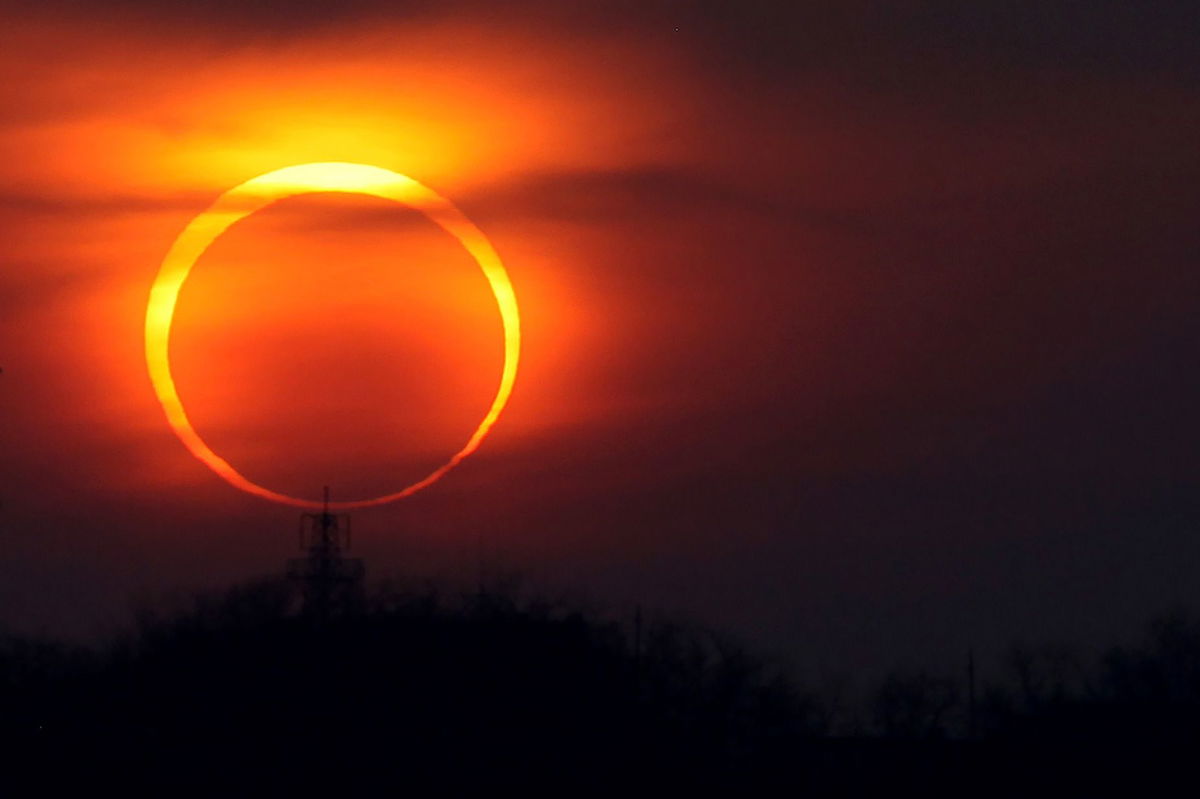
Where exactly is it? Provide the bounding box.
[145,162,520,510]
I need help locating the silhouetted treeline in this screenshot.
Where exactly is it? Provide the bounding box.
[0,577,820,792]
[2,579,1198,794]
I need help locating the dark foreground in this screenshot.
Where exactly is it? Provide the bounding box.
[1,579,1197,795]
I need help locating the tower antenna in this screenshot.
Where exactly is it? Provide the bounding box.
[287,485,364,620]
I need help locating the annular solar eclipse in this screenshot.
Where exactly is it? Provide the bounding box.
[145,162,520,510]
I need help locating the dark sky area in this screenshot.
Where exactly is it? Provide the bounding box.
[1,1,1198,681]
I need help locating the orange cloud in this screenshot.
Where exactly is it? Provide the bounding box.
[0,11,708,506]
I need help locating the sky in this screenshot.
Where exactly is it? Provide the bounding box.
[1,1,1199,679]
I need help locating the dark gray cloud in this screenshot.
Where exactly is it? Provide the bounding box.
[30,0,1200,81]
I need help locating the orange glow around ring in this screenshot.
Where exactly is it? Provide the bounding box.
[145,162,521,510]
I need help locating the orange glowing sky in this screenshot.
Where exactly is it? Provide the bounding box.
[3,2,1200,675]
[1,13,709,507]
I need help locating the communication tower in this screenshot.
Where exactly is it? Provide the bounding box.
[287,487,365,619]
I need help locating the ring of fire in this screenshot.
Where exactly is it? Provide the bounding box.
[145,162,521,510]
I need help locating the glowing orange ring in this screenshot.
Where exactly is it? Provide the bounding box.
[145,162,520,510]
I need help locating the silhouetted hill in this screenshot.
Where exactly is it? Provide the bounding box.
[3,579,1199,795]
[0,578,819,792]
